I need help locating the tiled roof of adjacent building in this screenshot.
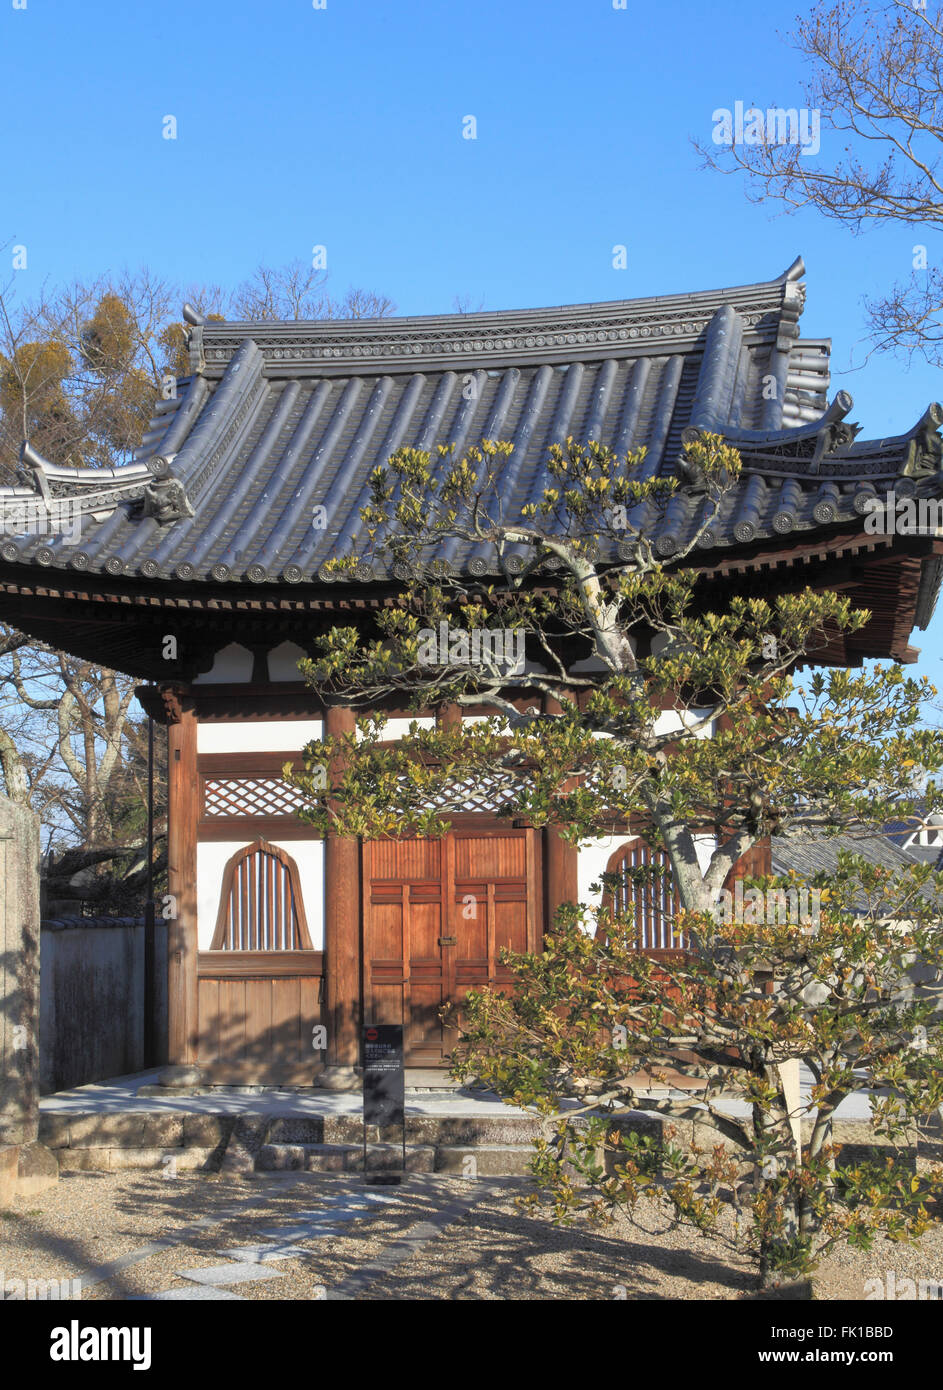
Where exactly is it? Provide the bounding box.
[2,256,942,611]
[770,831,943,914]
[771,832,920,879]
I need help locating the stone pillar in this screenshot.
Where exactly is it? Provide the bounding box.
[0,795,57,1200]
[319,705,362,1090]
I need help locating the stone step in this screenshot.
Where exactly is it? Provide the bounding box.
[267,1114,546,1146]
[257,1141,535,1177]
[40,1112,236,1154]
[39,1110,549,1153]
[56,1146,219,1174]
[435,1145,535,1176]
[257,1143,437,1174]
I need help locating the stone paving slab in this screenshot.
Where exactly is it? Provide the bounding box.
[142,1286,246,1301]
[39,1068,881,1125]
[39,1072,549,1119]
[178,1261,287,1286]
[223,1242,309,1263]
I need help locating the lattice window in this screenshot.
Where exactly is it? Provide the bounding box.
[602,838,688,954]
[211,839,313,950]
[204,777,306,819]
[422,771,521,814]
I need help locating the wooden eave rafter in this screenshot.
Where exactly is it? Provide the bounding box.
[0,527,935,682]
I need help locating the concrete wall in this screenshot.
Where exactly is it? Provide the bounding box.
[39,918,168,1095]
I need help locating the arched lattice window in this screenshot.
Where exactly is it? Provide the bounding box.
[600,838,689,957]
[210,839,313,950]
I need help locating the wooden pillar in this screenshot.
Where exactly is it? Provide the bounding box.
[543,692,579,930]
[323,705,361,1078]
[165,702,199,1078]
[438,701,462,731]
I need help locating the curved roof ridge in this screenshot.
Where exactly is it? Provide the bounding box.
[206,259,807,334]
[190,261,807,379]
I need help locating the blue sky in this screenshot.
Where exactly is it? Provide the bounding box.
[3,0,942,702]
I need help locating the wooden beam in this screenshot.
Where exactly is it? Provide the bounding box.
[167,703,199,1068]
[323,705,361,1068]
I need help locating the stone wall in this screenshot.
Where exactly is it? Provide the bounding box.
[0,795,57,1200]
[39,917,168,1095]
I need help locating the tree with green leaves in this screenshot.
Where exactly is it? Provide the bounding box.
[286,430,943,1288]
[450,861,943,1290]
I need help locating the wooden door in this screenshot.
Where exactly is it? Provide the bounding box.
[363,827,541,1066]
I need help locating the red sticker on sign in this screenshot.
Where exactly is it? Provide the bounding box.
[366,1028,378,1040]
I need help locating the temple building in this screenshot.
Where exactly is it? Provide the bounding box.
[0,256,941,1086]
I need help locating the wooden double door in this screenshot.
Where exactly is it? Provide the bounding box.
[363,827,541,1066]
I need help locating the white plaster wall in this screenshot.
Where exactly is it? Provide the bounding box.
[268,641,309,682]
[653,707,715,739]
[464,713,511,732]
[578,834,624,913]
[197,719,324,754]
[196,838,325,950]
[193,643,255,684]
[576,831,717,925]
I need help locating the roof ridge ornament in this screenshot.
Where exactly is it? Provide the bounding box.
[777,261,807,351]
[902,403,943,478]
[136,453,194,525]
[7,441,192,527]
[138,473,194,525]
[808,392,861,473]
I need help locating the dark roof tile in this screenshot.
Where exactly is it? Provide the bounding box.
[2,258,941,596]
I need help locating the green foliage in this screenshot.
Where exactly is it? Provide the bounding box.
[450,865,943,1285]
[0,340,76,445]
[286,429,943,1286]
[79,293,137,374]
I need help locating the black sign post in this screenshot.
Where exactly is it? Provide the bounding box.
[362,1023,406,1184]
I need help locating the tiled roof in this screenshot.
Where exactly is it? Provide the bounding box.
[770,832,919,878]
[770,832,942,914]
[1,256,941,596]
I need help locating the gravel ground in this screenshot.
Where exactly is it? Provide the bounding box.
[2,1170,942,1301]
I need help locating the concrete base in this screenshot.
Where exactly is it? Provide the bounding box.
[405,1069,464,1091]
[315,1066,361,1093]
[16,1141,58,1198]
[157,1064,205,1089]
[37,1067,917,1181]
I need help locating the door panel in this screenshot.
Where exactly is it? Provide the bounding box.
[364,827,540,1066]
